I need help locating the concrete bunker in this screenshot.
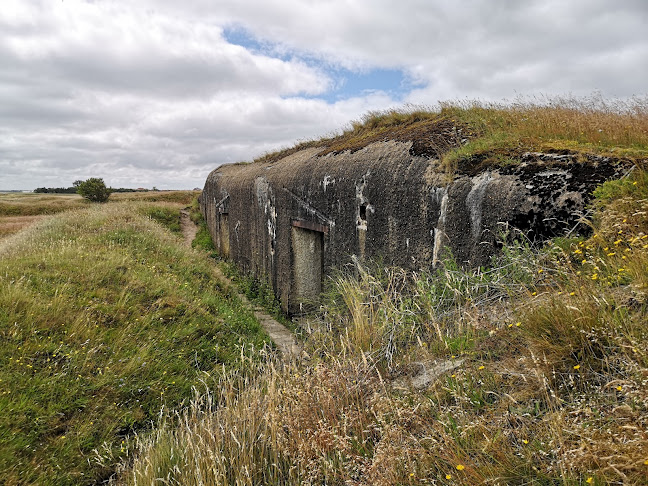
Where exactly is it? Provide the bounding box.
[201,141,629,314]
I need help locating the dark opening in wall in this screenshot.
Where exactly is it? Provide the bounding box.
[359,203,367,222]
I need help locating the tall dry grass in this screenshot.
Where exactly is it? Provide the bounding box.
[441,94,648,149]
[251,94,648,174]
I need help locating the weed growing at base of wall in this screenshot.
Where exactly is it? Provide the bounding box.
[190,199,292,329]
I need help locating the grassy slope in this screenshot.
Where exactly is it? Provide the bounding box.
[0,202,269,485]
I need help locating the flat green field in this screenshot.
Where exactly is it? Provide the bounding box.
[0,191,198,239]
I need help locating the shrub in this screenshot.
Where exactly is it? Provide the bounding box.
[75,177,111,202]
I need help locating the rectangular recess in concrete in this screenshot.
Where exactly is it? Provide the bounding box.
[219,213,230,257]
[291,225,324,307]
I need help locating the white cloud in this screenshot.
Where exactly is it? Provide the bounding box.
[0,0,646,189]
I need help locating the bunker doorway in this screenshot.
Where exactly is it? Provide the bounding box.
[219,213,230,258]
[291,221,326,310]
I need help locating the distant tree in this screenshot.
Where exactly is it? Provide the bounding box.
[76,178,111,202]
[35,186,77,194]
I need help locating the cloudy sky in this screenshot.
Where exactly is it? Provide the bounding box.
[1,0,647,190]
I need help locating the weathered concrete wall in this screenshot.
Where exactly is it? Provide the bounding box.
[201,141,629,313]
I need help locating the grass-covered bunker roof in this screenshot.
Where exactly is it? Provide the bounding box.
[202,97,647,313]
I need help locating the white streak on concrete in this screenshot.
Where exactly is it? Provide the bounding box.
[466,172,493,243]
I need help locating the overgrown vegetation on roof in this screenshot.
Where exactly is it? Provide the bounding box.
[252,95,648,172]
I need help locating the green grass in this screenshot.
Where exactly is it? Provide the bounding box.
[0,203,269,485]
[189,199,218,257]
[138,204,182,233]
[110,190,199,205]
[0,193,89,216]
[0,191,199,218]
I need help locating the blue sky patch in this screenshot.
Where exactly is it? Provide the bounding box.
[223,26,420,102]
[331,67,409,101]
[223,26,273,57]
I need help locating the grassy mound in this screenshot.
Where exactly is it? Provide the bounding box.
[0,203,269,485]
[252,95,648,171]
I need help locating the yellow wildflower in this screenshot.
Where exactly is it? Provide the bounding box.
[456,464,465,471]
[574,364,581,370]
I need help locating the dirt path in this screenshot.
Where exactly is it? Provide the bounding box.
[179,209,300,356]
[179,209,198,248]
